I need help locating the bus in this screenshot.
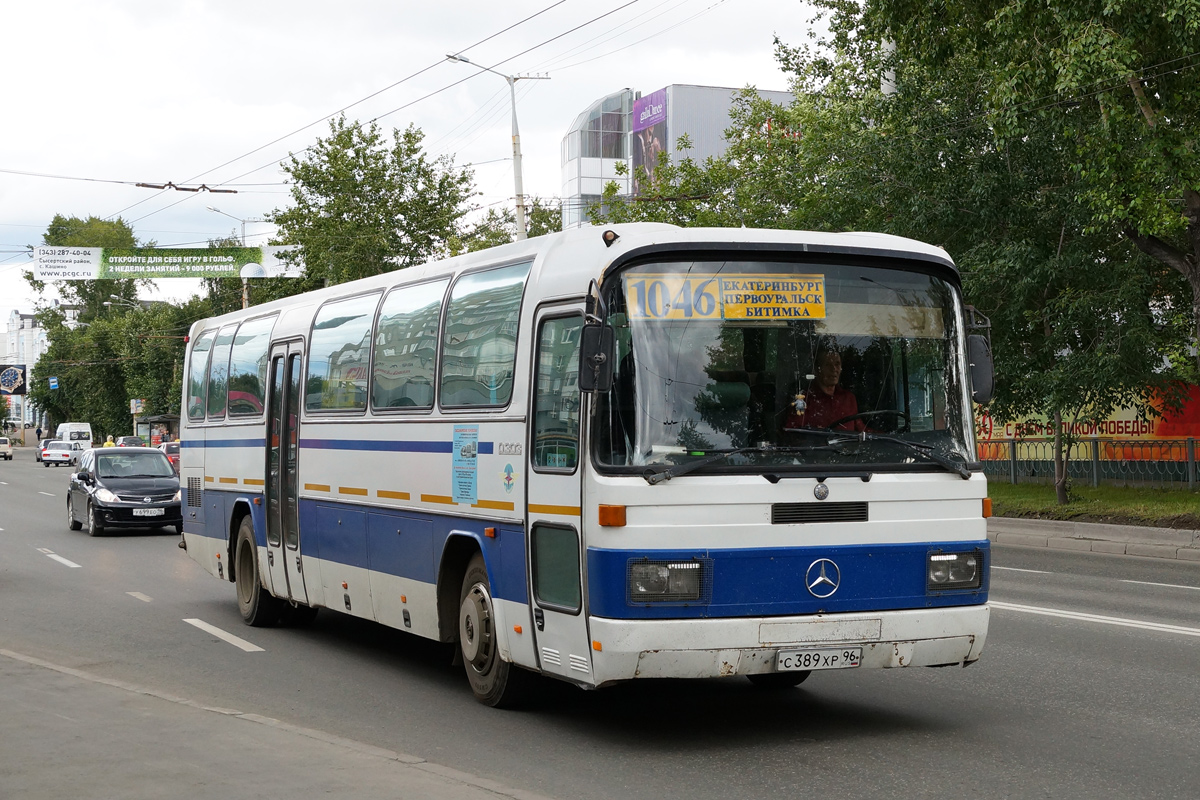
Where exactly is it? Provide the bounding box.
[179,224,994,707]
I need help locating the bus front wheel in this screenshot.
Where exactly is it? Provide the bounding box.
[458,553,524,707]
[235,516,284,627]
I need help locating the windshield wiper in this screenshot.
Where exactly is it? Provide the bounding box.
[828,431,972,479]
[642,444,841,485]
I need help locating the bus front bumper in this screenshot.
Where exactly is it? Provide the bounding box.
[586,604,989,686]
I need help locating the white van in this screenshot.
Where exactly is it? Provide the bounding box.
[56,422,93,444]
[0,436,11,460]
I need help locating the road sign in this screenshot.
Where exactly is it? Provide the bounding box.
[49,377,59,390]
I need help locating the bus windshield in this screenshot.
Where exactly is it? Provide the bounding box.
[592,258,975,475]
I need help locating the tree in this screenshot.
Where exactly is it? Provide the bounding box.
[592,13,1190,503]
[268,116,476,296]
[27,215,148,323]
[450,197,564,254]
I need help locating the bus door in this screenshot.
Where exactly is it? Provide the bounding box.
[525,308,591,682]
[265,341,309,605]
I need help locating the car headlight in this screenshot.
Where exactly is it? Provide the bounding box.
[172,489,181,502]
[927,550,983,590]
[627,559,707,603]
[95,488,120,503]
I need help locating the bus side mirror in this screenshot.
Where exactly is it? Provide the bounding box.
[967,334,994,405]
[578,325,614,393]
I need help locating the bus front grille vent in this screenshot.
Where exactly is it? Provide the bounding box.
[771,502,868,524]
[187,477,203,508]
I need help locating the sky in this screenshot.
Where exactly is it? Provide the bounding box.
[0,0,819,322]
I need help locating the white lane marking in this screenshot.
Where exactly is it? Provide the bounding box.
[36,548,82,568]
[38,491,55,497]
[1120,579,1200,592]
[993,566,1051,574]
[127,592,152,602]
[991,601,1200,638]
[183,619,264,652]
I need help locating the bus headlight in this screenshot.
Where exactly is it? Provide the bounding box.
[628,560,704,602]
[927,551,983,590]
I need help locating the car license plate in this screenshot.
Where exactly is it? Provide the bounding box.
[777,647,862,671]
[133,508,164,517]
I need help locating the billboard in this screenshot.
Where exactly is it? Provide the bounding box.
[33,246,301,280]
[976,384,1200,462]
[631,88,668,196]
[0,365,27,396]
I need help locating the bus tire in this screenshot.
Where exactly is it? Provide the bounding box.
[747,671,811,689]
[459,553,524,707]
[235,516,283,627]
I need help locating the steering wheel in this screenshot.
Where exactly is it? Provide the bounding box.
[826,409,911,433]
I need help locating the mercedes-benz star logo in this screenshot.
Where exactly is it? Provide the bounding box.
[805,558,841,598]
[813,483,829,501]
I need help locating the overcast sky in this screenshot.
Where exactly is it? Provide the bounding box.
[0,0,818,322]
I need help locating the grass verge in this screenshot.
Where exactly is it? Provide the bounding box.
[987,481,1200,529]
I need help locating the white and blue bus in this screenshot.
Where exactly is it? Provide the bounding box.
[180,224,994,706]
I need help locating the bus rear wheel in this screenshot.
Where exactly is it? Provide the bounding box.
[747,671,811,689]
[235,516,284,627]
[458,553,523,707]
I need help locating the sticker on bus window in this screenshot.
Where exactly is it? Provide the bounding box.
[623,274,826,321]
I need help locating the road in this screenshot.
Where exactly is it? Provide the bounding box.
[2,448,1198,799]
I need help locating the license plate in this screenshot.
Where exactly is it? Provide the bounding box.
[133,508,165,517]
[777,647,862,671]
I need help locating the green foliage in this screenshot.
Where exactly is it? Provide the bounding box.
[267,116,476,298]
[31,215,149,323]
[449,197,563,254]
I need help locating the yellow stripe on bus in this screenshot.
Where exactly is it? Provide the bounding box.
[204,476,214,483]
[218,477,238,484]
[244,479,265,486]
[339,486,368,496]
[529,503,582,517]
[472,499,515,511]
[421,494,456,505]
[377,490,410,500]
[304,483,331,492]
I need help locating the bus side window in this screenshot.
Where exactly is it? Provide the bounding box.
[206,324,238,420]
[307,293,381,412]
[227,315,276,417]
[533,315,583,470]
[372,280,448,411]
[187,331,217,422]
[440,262,531,408]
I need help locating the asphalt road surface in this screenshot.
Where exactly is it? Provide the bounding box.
[2,449,1198,799]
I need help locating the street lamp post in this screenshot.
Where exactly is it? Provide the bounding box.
[207,206,264,309]
[446,54,548,240]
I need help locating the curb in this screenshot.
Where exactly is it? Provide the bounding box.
[988,517,1200,562]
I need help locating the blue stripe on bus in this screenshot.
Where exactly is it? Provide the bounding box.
[299,439,495,454]
[182,438,494,454]
[181,438,267,448]
[587,541,988,619]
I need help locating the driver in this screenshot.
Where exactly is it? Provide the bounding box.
[784,348,865,432]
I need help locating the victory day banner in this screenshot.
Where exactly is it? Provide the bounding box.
[33,246,301,280]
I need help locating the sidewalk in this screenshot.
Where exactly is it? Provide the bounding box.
[0,648,555,800]
[988,516,1200,562]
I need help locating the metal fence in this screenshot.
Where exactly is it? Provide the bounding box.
[978,438,1199,489]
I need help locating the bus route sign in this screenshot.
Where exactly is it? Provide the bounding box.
[624,273,826,321]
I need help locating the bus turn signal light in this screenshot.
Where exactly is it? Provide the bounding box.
[599,505,626,527]
[982,498,993,518]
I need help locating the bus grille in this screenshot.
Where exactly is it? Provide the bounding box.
[188,477,203,508]
[771,502,868,524]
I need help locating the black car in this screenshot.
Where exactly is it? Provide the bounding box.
[67,447,182,536]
